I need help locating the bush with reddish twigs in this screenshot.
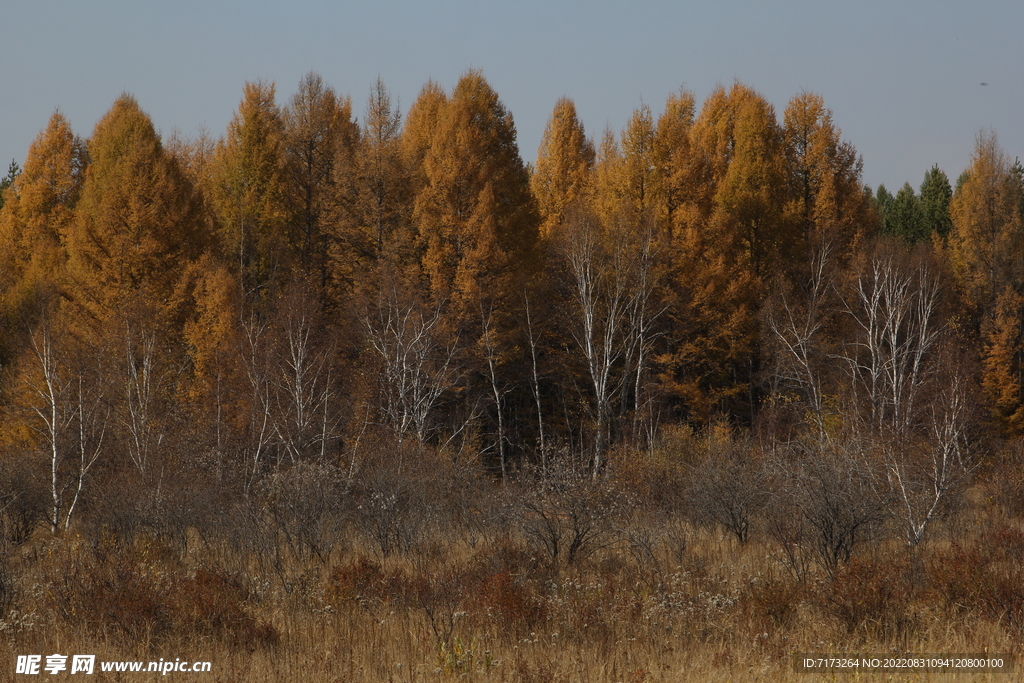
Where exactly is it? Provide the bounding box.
[927,525,1024,634]
[329,555,411,609]
[740,572,801,630]
[819,555,916,640]
[47,545,277,649]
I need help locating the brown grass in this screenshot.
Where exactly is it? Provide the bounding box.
[3,505,1020,682]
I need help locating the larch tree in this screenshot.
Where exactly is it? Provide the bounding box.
[713,85,789,279]
[532,97,595,239]
[413,70,539,317]
[983,287,1024,435]
[782,91,867,269]
[654,84,764,423]
[949,133,1024,432]
[211,81,290,302]
[654,89,697,234]
[61,94,204,475]
[183,255,245,457]
[591,128,624,224]
[948,130,1024,320]
[618,104,660,223]
[410,71,539,463]
[0,112,86,358]
[357,77,409,261]
[66,94,204,335]
[401,80,448,200]
[283,71,355,287]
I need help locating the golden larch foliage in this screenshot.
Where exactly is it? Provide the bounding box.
[0,112,85,324]
[532,97,594,239]
[210,81,290,300]
[65,94,204,336]
[948,130,1024,320]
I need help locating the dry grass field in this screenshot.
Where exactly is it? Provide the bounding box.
[3,438,1023,682]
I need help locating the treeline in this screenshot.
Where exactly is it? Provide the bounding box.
[1,70,1022,537]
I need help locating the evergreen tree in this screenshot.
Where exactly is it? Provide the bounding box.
[874,184,895,232]
[919,164,953,238]
[0,160,20,211]
[888,182,926,242]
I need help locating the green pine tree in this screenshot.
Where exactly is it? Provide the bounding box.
[919,164,953,237]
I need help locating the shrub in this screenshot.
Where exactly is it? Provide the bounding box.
[820,555,915,641]
[47,540,277,649]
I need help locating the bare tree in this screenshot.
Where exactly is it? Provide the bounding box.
[890,364,979,548]
[764,241,834,442]
[840,248,942,437]
[366,286,458,447]
[121,323,159,474]
[26,319,72,534]
[523,292,548,474]
[479,303,510,480]
[620,218,668,445]
[272,285,340,463]
[562,211,630,478]
[838,245,975,549]
[240,313,276,488]
[24,317,107,533]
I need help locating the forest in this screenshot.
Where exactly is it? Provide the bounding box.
[1,70,1024,680]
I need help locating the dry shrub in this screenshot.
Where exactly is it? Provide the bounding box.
[257,460,347,563]
[329,555,411,609]
[0,454,48,546]
[47,541,277,649]
[171,569,279,648]
[610,424,692,513]
[740,572,801,630]
[819,554,915,641]
[992,448,1024,516]
[475,570,544,628]
[516,464,625,566]
[513,660,570,683]
[927,525,1024,634]
[331,545,548,643]
[466,542,548,634]
[684,423,768,545]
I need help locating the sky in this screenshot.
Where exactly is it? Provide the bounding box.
[2,1,1021,193]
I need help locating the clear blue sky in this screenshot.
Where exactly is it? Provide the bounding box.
[2,1,1021,193]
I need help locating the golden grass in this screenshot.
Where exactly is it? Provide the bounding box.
[2,495,1021,682]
